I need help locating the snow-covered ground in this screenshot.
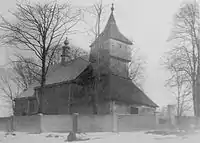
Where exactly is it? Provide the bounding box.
[0,131,200,143]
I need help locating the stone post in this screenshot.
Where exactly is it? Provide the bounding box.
[167,105,172,129]
[167,105,176,129]
[111,101,117,132]
[38,113,43,133]
[112,112,117,132]
[72,113,79,133]
[67,113,78,142]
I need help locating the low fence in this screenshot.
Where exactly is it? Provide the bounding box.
[0,117,11,132]
[14,115,41,133]
[156,116,200,130]
[41,115,73,133]
[176,116,200,129]
[0,114,158,133]
[78,114,113,132]
[0,115,41,133]
[117,114,157,132]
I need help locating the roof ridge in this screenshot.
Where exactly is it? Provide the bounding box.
[78,55,90,63]
[62,57,90,82]
[110,73,132,81]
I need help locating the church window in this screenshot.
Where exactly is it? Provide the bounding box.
[130,106,138,114]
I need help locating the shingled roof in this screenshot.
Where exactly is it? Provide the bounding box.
[43,57,89,86]
[108,74,158,108]
[90,5,133,47]
[18,58,158,108]
[18,56,90,98]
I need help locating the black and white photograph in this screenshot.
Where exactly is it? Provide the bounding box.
[0,0,200,142]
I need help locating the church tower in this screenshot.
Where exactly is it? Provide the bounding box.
[89,4,133,79]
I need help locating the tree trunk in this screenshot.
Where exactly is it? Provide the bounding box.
[10,115,14,132]
[91,80,98,114]
[196,75,200,117]
[192,80,197,116]
[195,38,200,117]
[196,47,200,117]
[38,51,46,114]
[68,84,72,114]
[10,102,14,132]
[177,83,180,117]
[92,85,98,114]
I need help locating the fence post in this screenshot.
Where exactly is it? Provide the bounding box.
[11,116,14,132]
[73,113,78,133]
[67,113,78,142]
[39,113,43,133]
[112,112,117,132]
[155,115,158,129]
[6,116,14,133]
[6,117,11,132]
[195,117,199,129]
[111,101,117,132]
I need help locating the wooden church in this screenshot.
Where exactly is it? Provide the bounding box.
[14,4,158,116]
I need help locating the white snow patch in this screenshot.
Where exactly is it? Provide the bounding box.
[0,131,200,143]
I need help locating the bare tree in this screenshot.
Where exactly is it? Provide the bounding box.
[164,53,192,117]
[168,1,200,116]
[0,75,20,115]
[50,44,88,65]
[80,0,108,114]
[129,48,146,89]
[0,1,81,113]
[12,46,87,90]
[11,54,41,91]
[83,0,109,40]
[0,72,20,131]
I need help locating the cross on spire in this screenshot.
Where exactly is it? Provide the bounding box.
[111,3,114,12]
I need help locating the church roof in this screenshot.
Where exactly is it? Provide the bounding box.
[90,4,133,47]
[43,56,89,86]
[108,74,158,108]
[17,57,158,108]
[16,82,39,98]
[18,56,90,98]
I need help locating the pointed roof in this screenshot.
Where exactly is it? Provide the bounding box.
[90,4,133,47]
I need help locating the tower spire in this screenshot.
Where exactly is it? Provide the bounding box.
[111,3,114,12]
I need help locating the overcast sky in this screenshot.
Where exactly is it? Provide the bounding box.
[0,0,186,108]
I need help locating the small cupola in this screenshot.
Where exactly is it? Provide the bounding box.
[61,37,70,65]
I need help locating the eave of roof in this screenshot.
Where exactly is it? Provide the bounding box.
[36,57,90,88]
[109,74,158,108]
[17,57,90,98]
